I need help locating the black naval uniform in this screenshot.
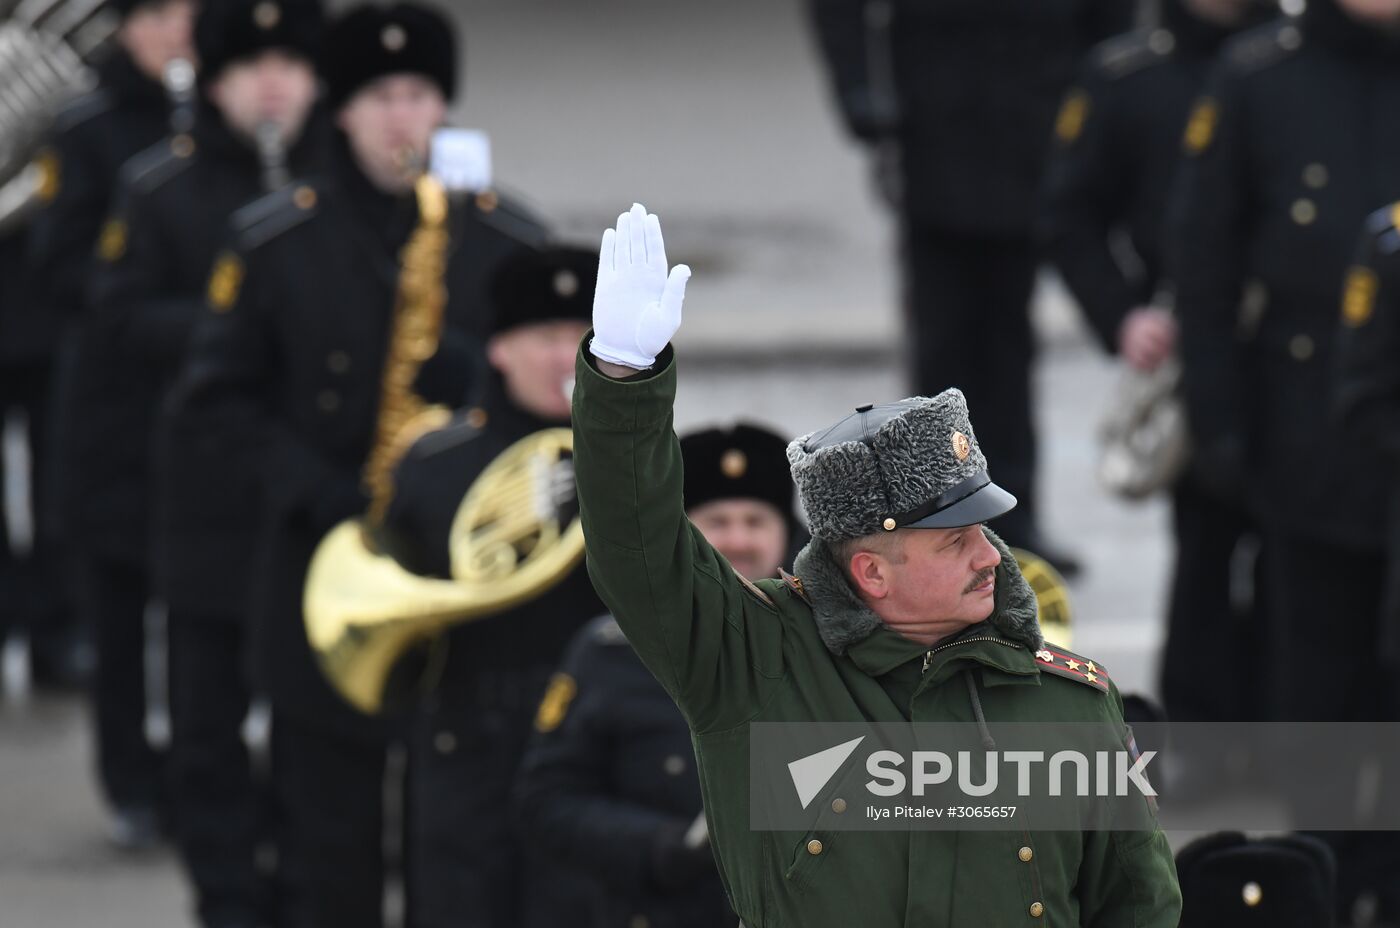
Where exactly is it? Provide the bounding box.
[0,221,78,681]
[1338,205,1400,657]
[26,48,173,818]
[1038,0,1265,725]
[515,616,731,928]
[93,105,326,925]
[376,378,604,928]
[807,0,1131,548]
[174,134,545,928]
[1168,5,1400,917]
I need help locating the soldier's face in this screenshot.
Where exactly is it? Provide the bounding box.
[689,500,788,581]
[488,320,590,421]
[337,74,447,193]
[849,524,1002,646]
[206,50,318,146]
[1338,0,1400,25]
[120,0,198,82]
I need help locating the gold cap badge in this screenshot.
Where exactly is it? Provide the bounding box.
[253,1,281,30]
[381,24,407,52]
[720,449,747,479]
[553,269,579,298]
[951,431,971,461]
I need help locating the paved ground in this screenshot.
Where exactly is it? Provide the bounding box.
[0,0,1181,923]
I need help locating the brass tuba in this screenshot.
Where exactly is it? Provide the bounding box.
[302,173,585,714]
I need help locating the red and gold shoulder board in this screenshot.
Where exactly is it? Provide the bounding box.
[1034,643,1110,693]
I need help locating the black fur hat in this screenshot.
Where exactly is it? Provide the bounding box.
[486,247,596,337]
[324,2,456,108]
[195,0,324,84]
[1176,832,1335,927]
[681,424,796,525]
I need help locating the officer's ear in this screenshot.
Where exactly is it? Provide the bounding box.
[847,549,893,601]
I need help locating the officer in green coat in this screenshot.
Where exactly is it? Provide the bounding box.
[571,203,1181,927]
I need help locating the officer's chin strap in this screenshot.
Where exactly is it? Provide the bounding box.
[964,670,997,750]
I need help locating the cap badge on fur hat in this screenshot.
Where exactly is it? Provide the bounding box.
[787,391,1017,541]
[553,269,579,298]
[720,449,748,479]
[253,1,281,30]
[381,23,406,51]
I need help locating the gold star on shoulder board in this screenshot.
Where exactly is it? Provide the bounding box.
[1066,658,1081,672]
[1085,672,1098,684]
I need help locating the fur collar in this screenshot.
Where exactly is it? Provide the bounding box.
[792,527,1043,656]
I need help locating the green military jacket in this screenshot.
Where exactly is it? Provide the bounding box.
[572,344,1181,927]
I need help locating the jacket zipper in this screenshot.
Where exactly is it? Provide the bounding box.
[922,636,1020,673]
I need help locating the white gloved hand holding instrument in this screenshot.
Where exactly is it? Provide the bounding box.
[590,203,691,371]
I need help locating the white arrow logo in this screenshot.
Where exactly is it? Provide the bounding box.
[787,736,865,809]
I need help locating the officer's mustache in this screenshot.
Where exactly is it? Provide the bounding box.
[963,566,996,594]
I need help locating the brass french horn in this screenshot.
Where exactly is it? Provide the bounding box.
[302,171,584,714]
[303,427,584,715]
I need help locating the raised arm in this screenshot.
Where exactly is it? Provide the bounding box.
[572,204,785,733]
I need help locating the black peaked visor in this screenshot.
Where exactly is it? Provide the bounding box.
[893,470,1018,530]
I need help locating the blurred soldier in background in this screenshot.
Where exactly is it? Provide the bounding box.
[377,247,602,927]
[515,422,796,928]
[1038,0,1272,729]
[806,0,1134,575]
[90,0,325,918]
[1169,0,1400,920]
[173,3,545,923]
[1338,206,1400,669]
[26,0,197,848]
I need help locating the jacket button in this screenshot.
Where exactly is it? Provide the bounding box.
[434,731,456,755]
[317,389,341,412]
[663,754,686,776]
[1290,198,1317,225]
[326,350,350,373]
[466,407,488,429]
[628,917,650,928]
[1289,334,1314,361]
[1029,902,1045,918]
[806,839,823,856]
[1018,846,1033,862]
[831,798,847,814]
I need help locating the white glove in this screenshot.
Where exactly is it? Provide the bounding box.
[590,202,691,369]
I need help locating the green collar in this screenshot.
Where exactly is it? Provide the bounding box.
[845,620,1042,686]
